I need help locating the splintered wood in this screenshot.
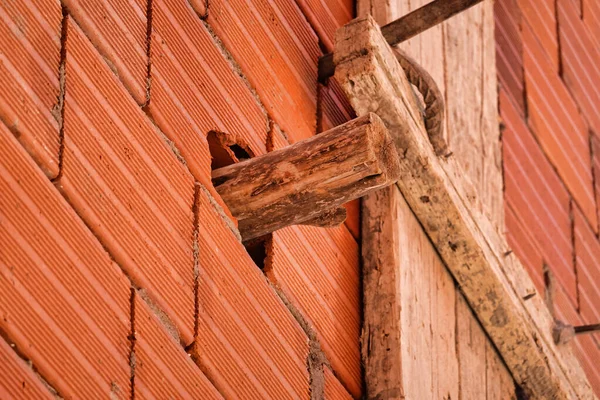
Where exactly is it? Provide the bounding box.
[212,113,400,241]
[335,15,595,400]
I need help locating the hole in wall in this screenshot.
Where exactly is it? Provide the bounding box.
[243,235,272,270]
[207,131,252,170]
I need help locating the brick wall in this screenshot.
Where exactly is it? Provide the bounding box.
[496,0,600,393]
[0,0,358,398]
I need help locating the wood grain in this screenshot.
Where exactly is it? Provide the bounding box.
[335,15,595,399]
[213,113,400,241]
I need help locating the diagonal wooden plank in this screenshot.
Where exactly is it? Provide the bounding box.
[335,15,595,400]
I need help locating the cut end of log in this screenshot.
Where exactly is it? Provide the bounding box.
[212,112,400,241]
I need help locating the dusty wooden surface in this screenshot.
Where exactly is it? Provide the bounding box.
[363,184,515,399]
[336,15,595,399]
[213,113,400,240]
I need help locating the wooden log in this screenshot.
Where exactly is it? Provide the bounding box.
[212,113,400,241]
[334,15,595,400]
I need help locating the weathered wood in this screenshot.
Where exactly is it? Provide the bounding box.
[318,0,485,82]
[335,15,595,399]
[361,186,403,399]
[212,113,400,241]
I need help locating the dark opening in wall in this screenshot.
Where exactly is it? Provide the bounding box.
[243,235,272,270]
[207,131,252,170]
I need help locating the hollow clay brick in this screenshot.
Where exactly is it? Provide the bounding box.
[518,0,559,70]
[191,187,310,399]
[573,205,600,325]
[267,224,362,397]
[207,0,320,142]
[0,123,131,399]
[558,0,600,143]
[57,21,196,345]
[324,366,353,400]
[0,338,55,399]
[62,0,147,104]
[294,0,353,52]
[500,89,576,304]
[0,0,62,178]
[147,0,268,217]
[495,0,525,115]
[523,22,597,232]
[133,293,222,399]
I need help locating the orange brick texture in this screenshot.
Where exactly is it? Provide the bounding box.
[496,0,600,394]
[0,0,358,398]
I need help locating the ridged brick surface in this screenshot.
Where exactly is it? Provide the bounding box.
[268,225,361,398]
[193,187,310,399]
[133,293,222,399]
[518,0,558,70]
[58,21,196,344]
[573,206,600,325]
[495,0,525,114]
[594,134,600,232]
[500,90,576,303]
[320,79,354,133]
[62,0,147,104]
[0,338,54,399]
[558,0,600,141]
[0,0,61,178]
[207,0,320,142]
[324,366,353,400]
[0,124,131,399]
[505,204,544,293]
[523,22,596,231]
[294,0,353,52]
[583,0,600,48]
[148,0,267,212]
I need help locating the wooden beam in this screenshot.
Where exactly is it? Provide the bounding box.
[212,113,400,241]
[334,16,595,399]
[318,0,485,82]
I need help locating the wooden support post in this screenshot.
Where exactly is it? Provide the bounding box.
[212,113,400,241]
[334,16,595,399]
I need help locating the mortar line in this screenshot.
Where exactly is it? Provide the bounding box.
[51,7,69,183]
[128,286,137,400]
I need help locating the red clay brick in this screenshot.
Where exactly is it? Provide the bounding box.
[192,187,310,399]
[133,293,222,399]
[518,0,559,70]
[500,89,576,303]
[495,0,525,115]
[207,0,321,142]
[558,0,600,139]
[319,79,354,133]
[573,205,600,324]
[0,338,54,399]
[147,0,268,217]
[0,0,61,178]
[505,203,545,293]
[583,0,600,48]
[523,22,597,229]
[294,0,353,52]
[62,0,147,104]
[593,134,600,232]
[0,124,131,399]
[57,21,196,344]
[324,366,353,400]
[267,224,362,397]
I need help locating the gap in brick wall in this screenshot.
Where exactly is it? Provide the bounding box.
[243,235,272,270]
[207,130,252,171]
